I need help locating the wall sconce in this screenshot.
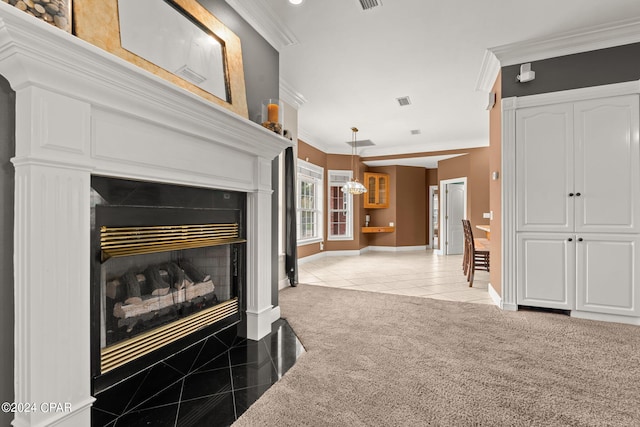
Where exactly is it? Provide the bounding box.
[516,63,535,83]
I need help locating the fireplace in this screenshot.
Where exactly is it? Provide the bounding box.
[0,6,290,427]
[90,177,248,391]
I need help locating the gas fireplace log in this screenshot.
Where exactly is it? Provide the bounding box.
[179,260,211,283]
[116,295,214,332]
[107,274,147,300]
[162,262,186,290]
[122,272,142,305]
[145,265,171,296]
[113,280,215,319]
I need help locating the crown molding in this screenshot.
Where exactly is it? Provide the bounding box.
[297,128,329,153]
[475,49,501,93]
[279,78,307,110]
[489,17,640,67]
[225,0,298,51]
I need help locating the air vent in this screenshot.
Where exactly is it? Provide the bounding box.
[396,96,411,106]
[345,139,375,147]
[358,0,382,11]
[410,129,421,135]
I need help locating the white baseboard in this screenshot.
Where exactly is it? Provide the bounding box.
[279,277,290,290]
[297,251,327,265]
[298,248,367,265]
[488,283,501,308]
[368,245,427,252]
[570,310,640,326]
[325,249,364,257]
[270,305,281,323]
[297,245,427,264]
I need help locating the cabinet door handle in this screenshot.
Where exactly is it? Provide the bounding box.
[568,238,573,242]
[575,192,581,197]
[577,237,584,242]
[569,193,574,197]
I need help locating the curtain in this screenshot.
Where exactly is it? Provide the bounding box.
[285,147,298,286]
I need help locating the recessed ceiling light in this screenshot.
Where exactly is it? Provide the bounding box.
[289,0,304,5]
[396,96,411,106]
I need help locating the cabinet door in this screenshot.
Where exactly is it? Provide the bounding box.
[377,174,389,208]
[576,234,640,316]
[516,104,574,232]
[574,95,640,233]
[517,233,575,309]
[364,173,390,208]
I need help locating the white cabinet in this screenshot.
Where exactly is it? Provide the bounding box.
[517,233,575,310]
[576,234,640,317]
[516,94,640,316]
[516,95,639,233]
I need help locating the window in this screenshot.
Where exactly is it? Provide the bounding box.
[327,170,353,240]
[297,160,323,244]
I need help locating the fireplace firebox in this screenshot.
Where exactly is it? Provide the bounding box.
[90,176,246,392]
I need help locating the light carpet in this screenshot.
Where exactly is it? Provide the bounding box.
[234,284,640,426]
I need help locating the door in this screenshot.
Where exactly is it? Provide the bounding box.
[576,234,640,316]
[574,95,640,233]
[516,103,574,232]
[429,186,438,249]
[445,183,464,255]
[517,233,576,310]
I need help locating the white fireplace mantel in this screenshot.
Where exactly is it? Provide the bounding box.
[0,4,291,426]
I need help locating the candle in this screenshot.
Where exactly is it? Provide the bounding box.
[267,103,279,123]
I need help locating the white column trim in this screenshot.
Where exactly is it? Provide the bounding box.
[501,97,518,311]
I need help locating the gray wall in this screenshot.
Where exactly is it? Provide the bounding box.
[199,0,280,123]
[502,42,640,98]
[198,0,282,308]
[0,76,15,427]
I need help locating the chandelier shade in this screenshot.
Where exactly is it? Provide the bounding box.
[341,127,367,195]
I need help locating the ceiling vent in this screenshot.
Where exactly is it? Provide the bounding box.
[358,0,382,11]
[345,139,375,147]
[396,96,411,106]
[410,129,421,135]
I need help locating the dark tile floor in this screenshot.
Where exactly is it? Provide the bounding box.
[92,319,305,426]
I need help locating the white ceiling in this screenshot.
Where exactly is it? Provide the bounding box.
[227,0,640,161]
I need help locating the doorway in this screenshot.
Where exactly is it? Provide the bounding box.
[428,185,438,249]
[439,178,467,255]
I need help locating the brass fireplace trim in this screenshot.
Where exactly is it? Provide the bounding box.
[100,298,239,373]
[100,223,244,261]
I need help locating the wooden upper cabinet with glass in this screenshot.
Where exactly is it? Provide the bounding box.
[364,172,390,208]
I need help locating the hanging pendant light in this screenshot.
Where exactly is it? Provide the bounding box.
[342,127,368,195]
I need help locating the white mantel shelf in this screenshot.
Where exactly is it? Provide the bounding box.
[0,4,291,427]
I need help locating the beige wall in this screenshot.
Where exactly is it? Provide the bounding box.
[489,72,502,296]
[396,166,427,246]
[297,141,487,258]
[438,148,490,231]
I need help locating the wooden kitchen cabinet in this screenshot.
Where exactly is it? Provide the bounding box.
[364,172,389,208]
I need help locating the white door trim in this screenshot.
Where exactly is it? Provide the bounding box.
[439,177,467,256]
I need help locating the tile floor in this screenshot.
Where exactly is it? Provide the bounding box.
[298,249,495,305]
[92,319,305,427]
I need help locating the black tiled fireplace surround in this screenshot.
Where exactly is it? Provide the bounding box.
[92,319,304,426]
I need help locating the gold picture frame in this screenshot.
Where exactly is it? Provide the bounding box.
[73,0,248,118]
